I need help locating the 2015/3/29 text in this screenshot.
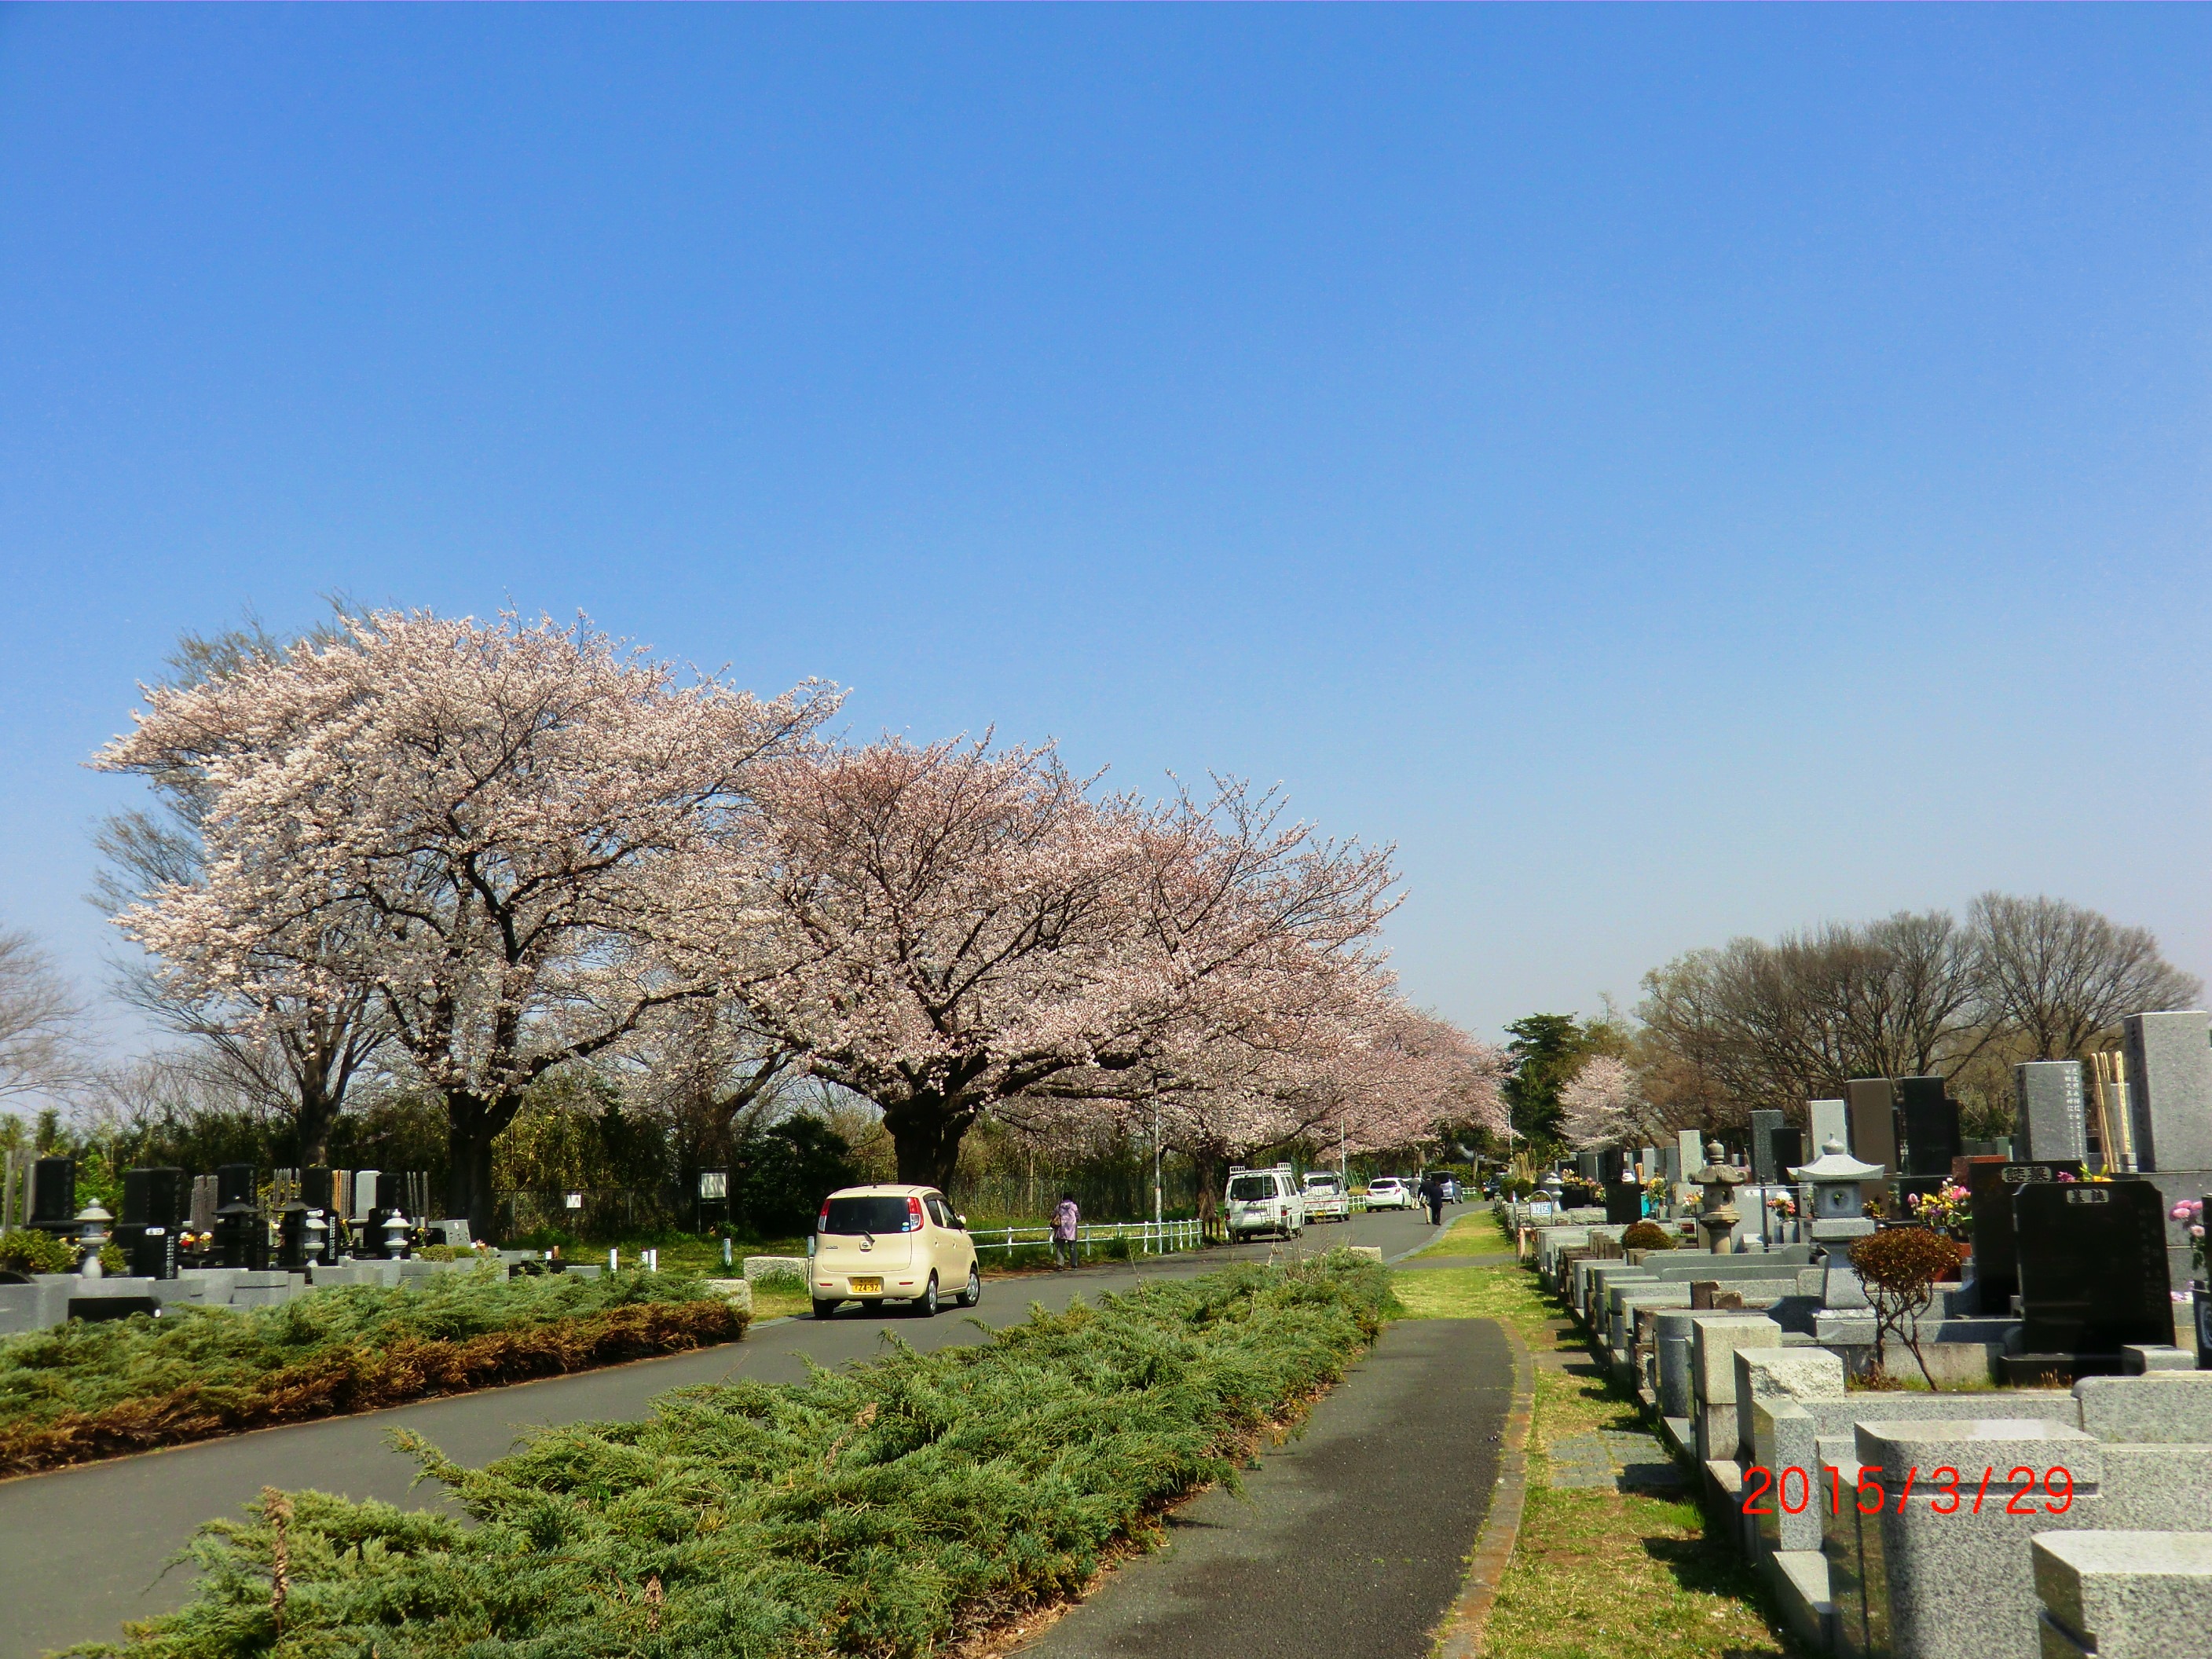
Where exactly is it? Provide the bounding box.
[1740,1465,2075,1518]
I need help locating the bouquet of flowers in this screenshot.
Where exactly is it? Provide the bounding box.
[1767,1190,1798,1219]
[1908,1181,1972,1238]
[2170,1198,2206,1271]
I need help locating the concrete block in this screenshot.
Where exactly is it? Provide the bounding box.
[1853,1419,2104,1659]
[2075,1373,2212,1443]
[1767,1547,1837,1655]
[1752,1401,1826,1556]
[1656,1308,1697,1419]
[1691,1313,1781,1408]
[2099,1444,2212,1531]
[700,1278,756,1316]
[2123,1343,2196,1373]
[0,1279,70,1334]
[1736,1348,1846,1467]
[2033,1530,2212,1659]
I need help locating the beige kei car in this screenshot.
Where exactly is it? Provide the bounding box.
[811,1184,982,1318]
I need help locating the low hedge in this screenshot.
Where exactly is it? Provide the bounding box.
[0,1265,742,1476]
[75,1254,1393,1659]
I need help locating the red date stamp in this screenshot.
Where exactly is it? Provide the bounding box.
[1741,1465,2075,1518]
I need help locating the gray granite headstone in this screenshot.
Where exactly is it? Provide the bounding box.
[2122,1009,2212,1173]
[2017,1060,2089,1163]
[1809,1097,1849,1158]
[1676,1128,1704,1183]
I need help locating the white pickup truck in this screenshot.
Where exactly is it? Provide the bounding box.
[1300,1170,1351,1222]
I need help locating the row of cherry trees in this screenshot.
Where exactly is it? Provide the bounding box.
[97,611,1504,1235]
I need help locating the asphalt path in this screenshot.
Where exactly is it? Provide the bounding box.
[1014,1317,1513,1659]
[2,1207,1449,1659]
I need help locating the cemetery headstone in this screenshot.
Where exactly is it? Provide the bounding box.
[27,1156,75,1231]
[1963,1159,2083,1316]
[188,1174,217,1236]
[2122,1009,2212,1172]
[2009,1177,2173,1379]
[1748,1109,1785,1183]
[2016,1060,2089,1163]
[1676,1127,1705,1183]
[1809,1097,1850,1158]
[1577,1150,1605,1185]
[1895,1075,1962,1177]
[351,1170,380,1223]
[214,1163,257,1209]
[1661,1145,1681,1183]
[121,1167,185,1228]
[1768,1125,1804,1183]
[1604,1178,1643,1225]
[1845,1078,1898,1178]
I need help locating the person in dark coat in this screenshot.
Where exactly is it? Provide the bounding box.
[1419,1172,1446,1226]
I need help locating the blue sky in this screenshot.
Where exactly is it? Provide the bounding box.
[3,6,2208,1055]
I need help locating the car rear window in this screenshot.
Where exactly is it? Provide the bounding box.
[822,1196,915,1235]
[1229,1177,1277,1201]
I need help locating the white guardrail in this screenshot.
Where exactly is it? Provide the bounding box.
[969,1218,1205,1259]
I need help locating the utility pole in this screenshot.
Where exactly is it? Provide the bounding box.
[1153,1097,1163,1232]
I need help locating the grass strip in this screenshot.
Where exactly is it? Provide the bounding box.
[1394,1222,1803,1658]
[0,1267,742,1477]
[71,1254,1392,1659]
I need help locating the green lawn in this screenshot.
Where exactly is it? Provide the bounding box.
[1392,1218,1806,1659]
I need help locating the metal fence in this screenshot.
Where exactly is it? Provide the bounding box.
[969,1218,1204,1262]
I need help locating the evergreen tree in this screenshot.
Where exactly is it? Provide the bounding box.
[1501,1013,1594,1147]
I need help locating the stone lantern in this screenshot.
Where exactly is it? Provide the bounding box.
[382,1211,411,1259]
[1689,1140,1748,1254]
[1788,1137,1882,1247]
[74,1203,113,1278]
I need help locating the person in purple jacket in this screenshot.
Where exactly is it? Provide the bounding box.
[1050,1194,1080,1269]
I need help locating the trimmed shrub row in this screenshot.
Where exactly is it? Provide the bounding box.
[0,1266,742,1476]
[75,1254,1393,1659]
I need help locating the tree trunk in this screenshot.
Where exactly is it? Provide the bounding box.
[444,1091,512,1243]
[295,1074,338,1168]
[882,1094,974,1193]
[1192,1145,1225,1244]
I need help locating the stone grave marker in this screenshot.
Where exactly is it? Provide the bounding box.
[2009,1178,2173,1379]
[1895,1074,1961,1177]
[1845,1078,1897,1180]
[1748,1108,1785,1183]
[2122,1009,2212,1172]
[1809,1097,1850,1159]
[27,1155,75,1230]
[2018,1060,2089,1163]
[1965,1158,2083,1316]
[1604,1177,1643,1225]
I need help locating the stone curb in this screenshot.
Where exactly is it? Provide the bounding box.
[1431,1313,1536,1658]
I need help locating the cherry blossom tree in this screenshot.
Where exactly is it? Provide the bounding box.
[1557,1053,1651,1151]
[93,613,390,1164]
[97,611,835,1234]
[724,736,1400,1190]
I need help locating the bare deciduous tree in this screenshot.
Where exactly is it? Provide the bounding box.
[0,929,90,1104]
[1968,892,2201,1060]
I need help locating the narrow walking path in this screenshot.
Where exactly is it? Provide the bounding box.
[3,1209,1454,1659]
[1012,1317,1514,1659]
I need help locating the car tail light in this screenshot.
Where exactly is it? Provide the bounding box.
[817,1199,831,1232]
[908,1196,925,1231]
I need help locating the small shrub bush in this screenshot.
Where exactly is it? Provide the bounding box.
[1849,1225,1965,1390]
[0,1229,77,1276]
[0,1265,741,1474]
[73,1255,1393,1659]
[1621,1220,1676,1251]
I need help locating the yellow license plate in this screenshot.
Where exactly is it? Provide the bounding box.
[848,1276,883,1295]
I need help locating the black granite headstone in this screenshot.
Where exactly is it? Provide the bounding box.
[27,1156,76,1229]
[1896,1076,1961,1178]
[1966,1160,2084,1316]
[1769,1126,1805,1182]
[214,1163,258,1208]
[1748,1109,1785,1184]
[121,1166,187,1228]
[121,1223,178,1280]
[1604,1179,1643,1225]
[2012,1179,2171,1368]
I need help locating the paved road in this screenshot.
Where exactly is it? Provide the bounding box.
[2,1208,1448,1659]
[1015,1317,1513,1659]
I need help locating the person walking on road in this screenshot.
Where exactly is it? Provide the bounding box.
[1050,1194,1080,1269]
[1419,1172,1446,1227]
